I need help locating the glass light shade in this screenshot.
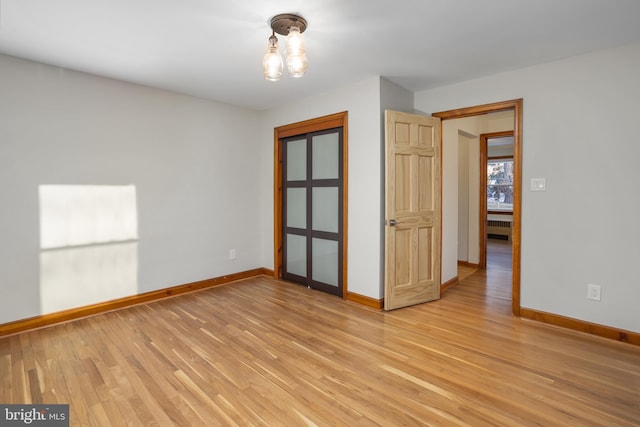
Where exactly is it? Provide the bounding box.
[285,25,307,77]
[286,52,308,78]
[286,25,305,56]
[263,35,283,81]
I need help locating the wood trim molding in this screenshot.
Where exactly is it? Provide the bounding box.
[346,292,383,310]
[343,121,349,300]
[480,134,488,269]
[457,261,479,268]
[521,308,640,346]
[273,111,349,298]
[441,276,459,293]
[433,99,523,317]
[273,126,283,280]
[512,100,523,317]
[0,268,273,338]
[276,115,346,139]
[432,99,522,119]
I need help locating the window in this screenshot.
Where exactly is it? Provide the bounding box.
[487,158,513,212]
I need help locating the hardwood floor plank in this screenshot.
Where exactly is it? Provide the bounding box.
[1,270,640,425]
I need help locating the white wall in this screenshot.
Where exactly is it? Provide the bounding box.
[259,76,384,299]
[0,56,391,323]
[458,133,471,263]
[443,116,482,277]
[380,77,415,113]
[416,41,640,333]
[4,39,639,334]
[0,54,262,324]
[380,78,416,295]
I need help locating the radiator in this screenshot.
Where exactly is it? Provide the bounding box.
[487,220,512,240]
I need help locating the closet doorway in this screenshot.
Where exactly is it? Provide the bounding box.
[273,112,348,298]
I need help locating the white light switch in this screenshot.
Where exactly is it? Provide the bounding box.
[531,178,546,191]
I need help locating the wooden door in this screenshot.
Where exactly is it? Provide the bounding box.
[384,110,441,310]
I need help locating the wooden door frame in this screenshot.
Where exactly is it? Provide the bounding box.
[479,130,514,269]
[273,111,349,299]
[433,99,522,316]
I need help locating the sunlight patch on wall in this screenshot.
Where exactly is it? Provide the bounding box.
[40,241,138,313]
[39,185,138,249]
[38,185,139,314]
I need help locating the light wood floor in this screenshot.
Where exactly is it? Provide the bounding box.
[2,255,640,425]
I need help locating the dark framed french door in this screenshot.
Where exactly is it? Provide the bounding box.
[282,128,344,296]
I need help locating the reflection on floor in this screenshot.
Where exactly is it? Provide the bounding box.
[487,237,512,271]
[485,238,512,301]
[456,238,513,308]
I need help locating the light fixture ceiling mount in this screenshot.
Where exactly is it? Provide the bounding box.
[269,14,308,36]
[263,13,309,81]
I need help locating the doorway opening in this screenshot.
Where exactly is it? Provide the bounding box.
[273,112,349,298]
[433,99,522,316]
[480,131,514,271]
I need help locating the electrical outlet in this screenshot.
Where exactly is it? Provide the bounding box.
[587,284,601,301]
[229,249,236,260]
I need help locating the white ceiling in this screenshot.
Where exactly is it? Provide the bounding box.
[2,0,640,111]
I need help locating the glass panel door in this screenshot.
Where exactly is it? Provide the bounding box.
[282,129,343,296]
[283,138,307,282]
[312,238,338,286]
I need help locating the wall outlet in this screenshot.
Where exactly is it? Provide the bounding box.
[587,283,601,301]
[229,249,236,260]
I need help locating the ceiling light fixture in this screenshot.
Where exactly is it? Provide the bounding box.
[263,13,308,81]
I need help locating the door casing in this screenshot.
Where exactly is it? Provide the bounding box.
[433,99,523,316]
[273,112,349,299]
